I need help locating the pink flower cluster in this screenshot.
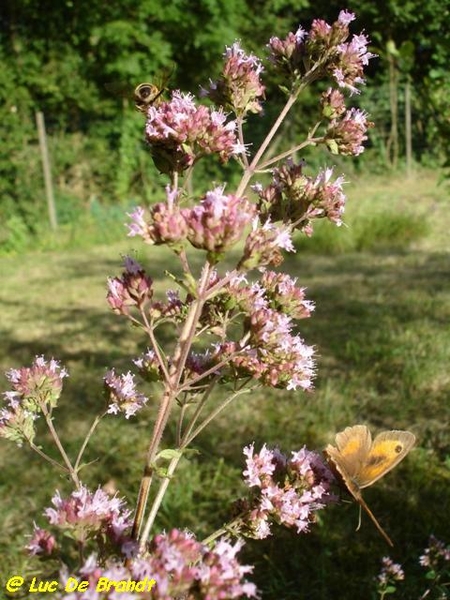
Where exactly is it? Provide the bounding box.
[26,524,57,556]
[333,31,376,95]
[145,91,243,173]
[3,355,68,410]
[227,307,315,390]
[254,160,347,233]
[128,186,255,259]
[203,41,265,116]
[28,485,133,557]
[189,271,314,391]
[0,398,37,446]
[269,11,375,95]
[55,529,257,599]
[107,256,154,315]
[419,535,450,569]
[325,107,374,156]
[259,271,314,319]
[242,444,335,539]
[321,89,374,155]
[127,187,188,247]
[321,87,347,120]
[133,349,163,383]
[307,10,376,94]
[185,271,315,391]
[107,255,183,320]
[268,27,307,79]
[377,556,405,586]
[183,186,256,257]
[103,369,149,419]
[238,220,295,270]
[0,356,68,446]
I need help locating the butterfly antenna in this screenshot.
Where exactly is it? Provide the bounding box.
[358,495,394,547]
[355,504,362,532]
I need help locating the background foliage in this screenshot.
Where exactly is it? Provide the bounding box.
[1,0,449,253]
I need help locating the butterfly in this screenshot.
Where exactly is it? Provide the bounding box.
[324,424,416,546]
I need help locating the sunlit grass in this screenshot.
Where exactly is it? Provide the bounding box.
[0,168,449,597]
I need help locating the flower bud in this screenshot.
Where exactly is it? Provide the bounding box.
[204,42,265,116]
[325,107,374,156]
[103,369,149,419]
[107,257,154,315]
[321,87,346,119]
[183,187,256,261]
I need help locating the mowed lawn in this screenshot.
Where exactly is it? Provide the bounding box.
[0,168,449,598]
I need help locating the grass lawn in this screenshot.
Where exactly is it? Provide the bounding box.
[0,168,449,598]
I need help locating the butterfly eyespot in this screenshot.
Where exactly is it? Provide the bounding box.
[395,444,403,454]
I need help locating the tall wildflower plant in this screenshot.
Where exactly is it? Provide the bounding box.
[1,11,376,599]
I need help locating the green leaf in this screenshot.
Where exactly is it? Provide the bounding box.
[155,448,183,462]
[384,585,397,594]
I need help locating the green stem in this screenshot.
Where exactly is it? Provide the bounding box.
[236,92,298,197]
[201,514,245,547]
[171,263,213,388]
[257,130,323,171]
[180,377,218,445]
[29,442,67,472]
[138,451,182,552]
[73,413,104,474]
[237,116,249,169]
[40,403,79,487]
[140,310,171,383]
[182,387,252,447]
[235,61,327,197]
[176,402,188,446]
[131,388,175,540]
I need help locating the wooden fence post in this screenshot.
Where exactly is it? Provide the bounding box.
[36,111,58,230]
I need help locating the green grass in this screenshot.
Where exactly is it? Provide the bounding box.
[0,168,449,598]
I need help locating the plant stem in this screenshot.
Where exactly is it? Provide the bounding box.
[131,264,213,541]
[182,387,252,447]
[235,61,326,197]
[131,388,174,540]
[257,131,322,171]
[29,442,67,472]
[140,310,171,383]
[180,377,218,445]
[201,515,245,547]
[236,92,298,197]
[176,402,187,446]
[171,263,213,388]
[40,403,79,487]
[138,451,182,552]
[237,116,249,169]
[73,413,104,473]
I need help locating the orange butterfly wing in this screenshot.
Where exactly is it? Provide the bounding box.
[324,425,373,498]
[356,430,416,488]
[324,425,416,547]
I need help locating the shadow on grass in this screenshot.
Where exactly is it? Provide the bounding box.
[0,243,449,595]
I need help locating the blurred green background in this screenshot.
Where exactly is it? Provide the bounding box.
[1,0,449,254]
